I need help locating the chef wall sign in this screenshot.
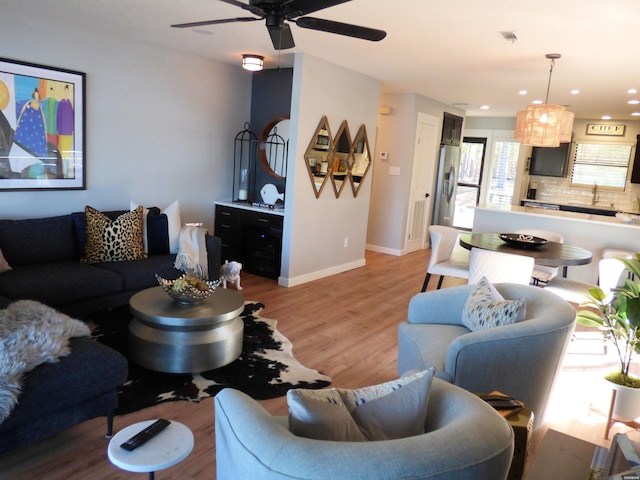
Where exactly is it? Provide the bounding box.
[586,123,626,136]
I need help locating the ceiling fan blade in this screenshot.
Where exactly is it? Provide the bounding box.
[295,17,386,42]
[219,0,265,17]
[284,0,352,18]
[219,0,251,8]
[171,17,259,28]
[268,22,295,50]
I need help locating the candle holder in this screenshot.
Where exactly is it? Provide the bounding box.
[233,123,257,203]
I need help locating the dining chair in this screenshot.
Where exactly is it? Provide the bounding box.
[514,229,564,285]
[421,225,470,292]
[468,248,534,285]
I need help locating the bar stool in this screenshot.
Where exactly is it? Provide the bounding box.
[601,249,635,286]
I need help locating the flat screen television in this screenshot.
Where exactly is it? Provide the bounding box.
[529,142,571,177]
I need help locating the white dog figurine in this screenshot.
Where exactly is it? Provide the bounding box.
[220,260,243,290]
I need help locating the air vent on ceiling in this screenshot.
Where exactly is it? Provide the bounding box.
[498,31,519,43]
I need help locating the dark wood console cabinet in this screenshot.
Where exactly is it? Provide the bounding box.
[214,203,283,279]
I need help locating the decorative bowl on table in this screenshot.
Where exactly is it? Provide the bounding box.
[156,273,221,305]
[498,233,549,248]
[615,212,640,224]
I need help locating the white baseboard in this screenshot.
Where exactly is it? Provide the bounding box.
[365,243,403,256]
[278,258,366,287]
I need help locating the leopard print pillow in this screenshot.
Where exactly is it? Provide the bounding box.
[81,206,146,264]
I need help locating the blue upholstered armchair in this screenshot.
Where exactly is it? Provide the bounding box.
[398,283,576,423]
[214,378,514,480]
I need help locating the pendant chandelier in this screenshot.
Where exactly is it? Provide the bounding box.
[515,53,574,147]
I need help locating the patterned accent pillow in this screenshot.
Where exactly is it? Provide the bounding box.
[287,368,435,441]
[81,206,146,264]
[0,247,11,273]
[462,276,525,331]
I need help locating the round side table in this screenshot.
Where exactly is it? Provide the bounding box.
[108,420,194,479]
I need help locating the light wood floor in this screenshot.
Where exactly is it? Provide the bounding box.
[0,249,637,479]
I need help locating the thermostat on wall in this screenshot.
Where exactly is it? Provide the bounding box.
[379,151,389,160]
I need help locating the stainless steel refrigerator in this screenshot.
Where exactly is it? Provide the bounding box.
[432,144,461,226]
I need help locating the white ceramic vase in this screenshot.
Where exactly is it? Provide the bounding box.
[607,379,640,423]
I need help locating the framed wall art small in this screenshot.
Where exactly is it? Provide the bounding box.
[0,57,86,191]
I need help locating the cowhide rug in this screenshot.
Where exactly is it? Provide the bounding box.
[89,302,331,415]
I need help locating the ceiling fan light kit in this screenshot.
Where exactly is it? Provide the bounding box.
[242,54,264,71]
[515,53,574,148]
[172,0,387,51]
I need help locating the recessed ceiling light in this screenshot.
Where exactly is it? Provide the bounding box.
[570,89,580,95]
[518,90,528,95]
[480,105,490,110]
[629,89,638,94]
[628,100,640,105]
[632,112,640,116]
[532,99,543,104]
[601,115,612,120]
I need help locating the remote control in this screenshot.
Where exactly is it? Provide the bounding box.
[120,419,171,451]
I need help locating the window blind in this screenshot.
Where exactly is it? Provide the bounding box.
[570,142,632,188]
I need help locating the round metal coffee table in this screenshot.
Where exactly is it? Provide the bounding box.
[129,286,245,373]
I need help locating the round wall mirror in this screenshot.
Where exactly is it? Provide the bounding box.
[259,116,289,179]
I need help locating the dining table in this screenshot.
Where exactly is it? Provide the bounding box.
[459,233,593,268]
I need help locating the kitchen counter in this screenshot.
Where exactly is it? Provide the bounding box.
[473,204,640,283]
[520,199,620,217]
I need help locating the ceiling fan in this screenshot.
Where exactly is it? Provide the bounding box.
[171,0,387,51]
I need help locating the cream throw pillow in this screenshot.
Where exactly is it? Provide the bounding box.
[287,368,436,441]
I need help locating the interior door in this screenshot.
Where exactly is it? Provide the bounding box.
[406,113,438,252]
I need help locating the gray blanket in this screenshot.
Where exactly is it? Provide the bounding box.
[0,300,90,423]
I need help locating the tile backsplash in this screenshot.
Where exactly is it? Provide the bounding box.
[528,176,640,213]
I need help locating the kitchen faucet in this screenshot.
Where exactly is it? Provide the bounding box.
[592,184,598,206]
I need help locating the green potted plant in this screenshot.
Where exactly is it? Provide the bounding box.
[576,254,640,422]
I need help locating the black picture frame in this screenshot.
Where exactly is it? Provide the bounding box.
[0,57,86,191]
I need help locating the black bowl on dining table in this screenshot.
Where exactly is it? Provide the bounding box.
[498,233,549,249]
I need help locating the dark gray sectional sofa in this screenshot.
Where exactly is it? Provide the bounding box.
[0,210,221,454]
[0,336,128,454]
[0,210,222,317]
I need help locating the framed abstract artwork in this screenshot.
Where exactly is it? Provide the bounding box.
[0,58,86,191]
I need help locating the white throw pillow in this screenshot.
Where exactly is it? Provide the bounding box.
[287,368,436,441]
[130,200,182,254]
[462,276,525,331]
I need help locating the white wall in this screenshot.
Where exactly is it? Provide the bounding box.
[366,92,464,254]
[280,53,380,286]
[0,5,251,232]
